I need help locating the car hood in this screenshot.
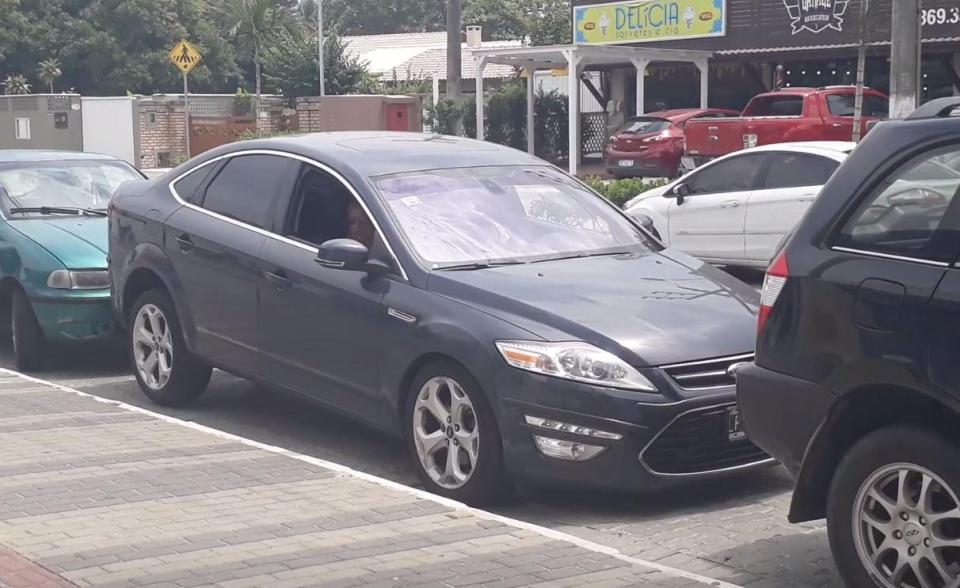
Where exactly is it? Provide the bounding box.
[12,217,108,269]
[624,184,673,210]
[428,249,759,367]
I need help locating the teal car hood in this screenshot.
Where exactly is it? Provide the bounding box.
[12,217,108,269]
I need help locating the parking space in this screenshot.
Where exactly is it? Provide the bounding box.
[0,266,841,588]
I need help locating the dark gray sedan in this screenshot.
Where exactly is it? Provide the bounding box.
[109,132,771,503]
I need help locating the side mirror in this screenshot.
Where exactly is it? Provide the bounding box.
[316,238,370,271]
[672,183,689,205]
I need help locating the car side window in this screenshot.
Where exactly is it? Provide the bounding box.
[685,155,766,195]
[283,165,383,256]
[172,163,216,204]
[762,153,839,190]
[834,144,960,262]
[201,155,300,230]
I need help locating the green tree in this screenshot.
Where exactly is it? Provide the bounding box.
[262,25,376,99]
[221,0,292,100]
[37,58,61,93]
[2,74,31,95]
[323,0,446,35]
[464,0,525,41]
[525,0,571,46]
[1,0,240,95]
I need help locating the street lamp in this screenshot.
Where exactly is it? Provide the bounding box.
[317,0,326,96]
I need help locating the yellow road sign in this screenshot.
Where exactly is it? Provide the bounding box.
[169,40,203,74]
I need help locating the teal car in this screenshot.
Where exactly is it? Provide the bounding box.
[0,151,143,370]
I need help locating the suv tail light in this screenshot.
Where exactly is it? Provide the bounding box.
[758,250,789,336]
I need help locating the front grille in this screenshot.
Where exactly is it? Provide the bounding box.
[662,353,754,390]
[641,405,770,475]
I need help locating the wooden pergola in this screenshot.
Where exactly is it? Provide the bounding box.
[470,44,714,175]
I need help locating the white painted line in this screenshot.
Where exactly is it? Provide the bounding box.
[0,368,742,588]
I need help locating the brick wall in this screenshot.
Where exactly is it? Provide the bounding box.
[137,99,188,169]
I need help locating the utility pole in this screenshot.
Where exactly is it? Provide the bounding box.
[447,0,463,134]
[890,0,921,119]
[852,0,869,141]
[317,0,326,96]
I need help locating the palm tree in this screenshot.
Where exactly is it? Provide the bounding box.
[2,74,31,95]
[221,0,291,103]
[37,59,62,93]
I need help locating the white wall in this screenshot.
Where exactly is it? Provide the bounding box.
[81,97,136,164]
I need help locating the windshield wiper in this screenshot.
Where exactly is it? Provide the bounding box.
[437,259,527,271]
[8,206,107,217]
[529,251,631,264]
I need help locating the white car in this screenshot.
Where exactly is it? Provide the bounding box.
[624,142,855,268]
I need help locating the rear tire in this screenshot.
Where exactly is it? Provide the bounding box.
[827,425,960,588]
[129,289,211,406]
[12,288,44,372]
[405,360,509,505]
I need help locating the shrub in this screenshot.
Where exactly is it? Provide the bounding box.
[584,177,669,208]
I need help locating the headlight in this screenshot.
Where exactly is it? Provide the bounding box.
[47,270,110,290]
[495,340,656,391]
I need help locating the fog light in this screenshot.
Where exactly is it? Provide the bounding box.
[524,415,622,440]
[533,435,606,461]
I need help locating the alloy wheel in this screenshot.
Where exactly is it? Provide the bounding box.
[412,376,479,490]
[132,304,174,390]
[853,462,960,588]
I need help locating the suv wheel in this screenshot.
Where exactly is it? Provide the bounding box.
[12,288,44,372]
[130,290,211,406]
[828,426,960,588]
[406,360,508,505]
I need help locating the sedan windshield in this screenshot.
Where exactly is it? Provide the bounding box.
[375,166,654,268]
[0,160,142,217]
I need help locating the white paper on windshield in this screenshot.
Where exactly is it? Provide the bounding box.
[401,196,423,207]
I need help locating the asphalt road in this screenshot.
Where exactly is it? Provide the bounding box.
[5,268,842,587]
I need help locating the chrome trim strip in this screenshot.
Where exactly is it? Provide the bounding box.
[831,246,949,268]
[638,403,776,478]
[167,149,410,281]
[387,308,417,323]
[672,369,728,381]
[660,352,754,370]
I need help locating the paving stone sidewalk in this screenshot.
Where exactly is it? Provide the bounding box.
[0,372,735,588]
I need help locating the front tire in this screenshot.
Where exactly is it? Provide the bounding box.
[406,360,508,505]
[12,288,44,372]
[129,289,211,406]
[827,425,960,588]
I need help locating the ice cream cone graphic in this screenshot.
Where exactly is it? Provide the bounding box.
[684,4,696,29]
[599,13,610,36]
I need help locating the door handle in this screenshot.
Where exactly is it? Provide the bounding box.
[175,234,194,252]
[721,200,741,208]
[831,123,844,127]
[264,269,292,292]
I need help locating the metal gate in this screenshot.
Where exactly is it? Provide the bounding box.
[188,116,256,157]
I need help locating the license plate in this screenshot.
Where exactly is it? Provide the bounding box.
[726,406,746,442]
[618,160,635,167]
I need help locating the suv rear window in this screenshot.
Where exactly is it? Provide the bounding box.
[745,96,803,117]
[834,145,960,262]
[827,94,889,118]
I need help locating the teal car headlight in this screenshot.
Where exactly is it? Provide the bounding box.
[47,270,110,290]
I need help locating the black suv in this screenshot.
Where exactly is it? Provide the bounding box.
[738,97,960,588]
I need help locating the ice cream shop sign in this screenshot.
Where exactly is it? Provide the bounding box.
[574,0,726,45]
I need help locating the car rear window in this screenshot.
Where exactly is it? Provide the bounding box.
[827,94,889,118]
[745,96,803,117]
[172,164,216,204]
[834,144,960,262]
[620,118,671,134]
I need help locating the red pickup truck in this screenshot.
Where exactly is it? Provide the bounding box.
[682,87,888,167]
